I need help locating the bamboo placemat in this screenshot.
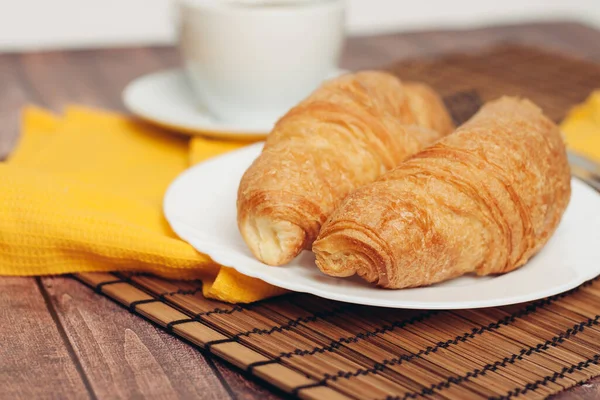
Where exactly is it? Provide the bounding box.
[75,45,600,399]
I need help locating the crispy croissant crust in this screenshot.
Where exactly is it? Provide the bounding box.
[237,71,454,266]
[313,97,571,288]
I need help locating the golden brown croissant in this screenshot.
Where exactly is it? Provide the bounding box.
[313,97,571,288]
[237,71,454,266]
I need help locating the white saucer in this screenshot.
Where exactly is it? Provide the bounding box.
[164,142,600,309]
[122,68,348,140]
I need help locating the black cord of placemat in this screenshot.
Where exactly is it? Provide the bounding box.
[165,318,194,333]
[204,338,236,352]
[246,359,278,372]
[128,298,159,313]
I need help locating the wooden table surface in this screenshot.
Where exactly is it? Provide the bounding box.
[2,21,600,400]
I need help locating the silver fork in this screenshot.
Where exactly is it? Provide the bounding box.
[568,150,600,192]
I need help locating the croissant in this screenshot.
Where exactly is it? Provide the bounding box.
[237,71,454,266]
[313,97,571,288]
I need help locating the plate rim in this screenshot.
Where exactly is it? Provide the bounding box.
[164,143,600,309]
[122,68,348,139]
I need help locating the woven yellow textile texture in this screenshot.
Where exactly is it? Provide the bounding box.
[0,106,285,303]
[561,91,600,162]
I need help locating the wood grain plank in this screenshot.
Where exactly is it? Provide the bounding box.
[342,21,600,72]
[40,276,232,400]
[211,360,287,400]
[84,47,174,112]
[0,53,35,160]
[2,22,600,400]
[18,51,113,112]
[0,56,92,398]
[528,22,600,60]
[148,47,181,69]
[551,377,600,400]
[0,277,90,399]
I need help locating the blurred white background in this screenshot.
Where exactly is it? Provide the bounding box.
[0,0,599,52]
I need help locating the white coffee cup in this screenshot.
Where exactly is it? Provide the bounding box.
[177,0,346,127]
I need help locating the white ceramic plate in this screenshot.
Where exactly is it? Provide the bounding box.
[122,68,347,140]
[164,142,600,309]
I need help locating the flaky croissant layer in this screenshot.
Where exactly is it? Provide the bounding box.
[313,97,571,288]
[237,71,454,266]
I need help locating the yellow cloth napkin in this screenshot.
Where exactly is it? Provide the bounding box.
[561,91,600,162]
[3,94,596,304]
[0,106,285,303]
